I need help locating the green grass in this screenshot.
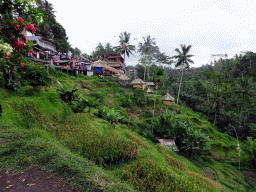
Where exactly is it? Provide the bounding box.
[0,72,254,191]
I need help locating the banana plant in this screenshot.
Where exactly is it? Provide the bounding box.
[57,81,78,104]
[74,96,88,113]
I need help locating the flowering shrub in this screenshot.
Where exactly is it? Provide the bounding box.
[17,61,51,90]
[0,0,43,90]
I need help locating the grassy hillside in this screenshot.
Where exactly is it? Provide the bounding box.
[0,70,255,191]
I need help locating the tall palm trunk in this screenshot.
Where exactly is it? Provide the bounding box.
[176,67,184,104]
[144,65,146,80]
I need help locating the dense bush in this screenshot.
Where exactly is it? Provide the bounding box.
[133,88,147,107]
[17,62,51,90]
[116,93,132,108]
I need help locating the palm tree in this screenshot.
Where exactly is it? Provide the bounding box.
[114,31,135,65]
[43,0,56,19]
[173,44,194,104]
[138,35,160,80]
[104,42,113,53]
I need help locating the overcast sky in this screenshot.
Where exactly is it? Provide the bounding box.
[49,0,256,67]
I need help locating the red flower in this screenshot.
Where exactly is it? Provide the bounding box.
[16,17,23,24]
[12,38,25,50]
[20,63,25,67]
[21,34,28,43]
[28,49,33,56]
[25,23,36,34]
[4,54,10,60]
[16,25,20,31]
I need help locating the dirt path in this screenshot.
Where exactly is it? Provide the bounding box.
[0,168,81,192]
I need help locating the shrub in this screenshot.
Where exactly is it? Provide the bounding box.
[133,88,146,107]
[116,93,132,108]
[18,62,51,90]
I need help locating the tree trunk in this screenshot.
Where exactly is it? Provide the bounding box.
[152,93,157,133]
[144,65,146,80]
[176,67,184,104]
[214,110,217,125]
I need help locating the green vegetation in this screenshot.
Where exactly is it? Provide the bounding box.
[1,64,255,191]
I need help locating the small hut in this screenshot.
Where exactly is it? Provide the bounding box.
[91,60,106,73]
[91,60,118,75]
[119,74,130,84]
[147,88,154,94]
[145,82,155,89]
[161,93,175,106]
[131,78,146,89]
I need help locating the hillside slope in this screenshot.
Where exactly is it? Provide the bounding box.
[0,74,255,192]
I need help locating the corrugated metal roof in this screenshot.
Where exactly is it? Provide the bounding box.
[158,139,179,151]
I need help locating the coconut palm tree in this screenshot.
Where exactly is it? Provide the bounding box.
[173,44,194,104]
[105,42,113,53]
[138,35,160,80]
[114,31,135,65]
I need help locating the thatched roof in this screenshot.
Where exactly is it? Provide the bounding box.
[104,64,118,73]
[131,78,145,85]
[145,82,155,86]
[119,74,130,81]
[91,60,107,67]
[91,60,118,73]
[161,93,175,101]
[147,88,154,93]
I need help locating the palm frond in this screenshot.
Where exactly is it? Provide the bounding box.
[174,48,182,55]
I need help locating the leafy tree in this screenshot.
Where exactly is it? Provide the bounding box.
[172,44,194,104]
